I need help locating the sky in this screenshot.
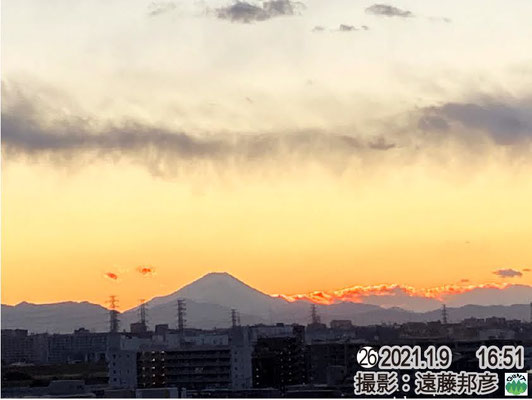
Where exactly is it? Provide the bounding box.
[2,0,532,311]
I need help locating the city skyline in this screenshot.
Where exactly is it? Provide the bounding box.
[3,0,532,310]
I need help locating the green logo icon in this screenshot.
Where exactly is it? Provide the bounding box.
[505,373,528,396]
[506,380,527,395]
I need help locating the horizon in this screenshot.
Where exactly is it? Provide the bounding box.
[2,271,531,313]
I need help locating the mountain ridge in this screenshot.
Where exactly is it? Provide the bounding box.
[3,272,531,333]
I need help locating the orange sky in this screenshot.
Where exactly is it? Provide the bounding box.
[2,159,532,311]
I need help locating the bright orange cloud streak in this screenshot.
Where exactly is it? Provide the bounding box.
[273,282,513,305]
[136,265,155,276]
[104,272,118,281]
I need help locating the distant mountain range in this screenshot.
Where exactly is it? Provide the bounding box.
[2,272,531,333]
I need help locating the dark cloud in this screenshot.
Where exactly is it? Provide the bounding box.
[418,115,449,132]
[216,2,265,23]
[368,137,396,150]
[419,100,532,145]
[1,93,396,176]
[147,1,176,17]
[216,0,304,23]
[460,279,470,283]
[493,269,523,278]
[339,24,357,32]
[429,16,451,23]
[7,85,531,178]
[2,112,226,160]
[313,25,369,33]
[365,4,414,18]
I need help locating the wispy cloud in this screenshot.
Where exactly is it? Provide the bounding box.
[428,16,451,24]
[2,90,397,176]
[368,136,395,150]
[147,1,176,17]
[4,85,532,177]
[365,4,414,18]
[493,268,523,278]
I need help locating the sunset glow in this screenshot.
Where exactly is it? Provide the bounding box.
[274,282,514,305]
[2,0,532,312]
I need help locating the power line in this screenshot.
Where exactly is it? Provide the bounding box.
[139,299,148,329]
[442,304,448,325]
[310,304,321,324]
[231,309,240,328]
[177,299,186,334]
[108,295,120,333]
